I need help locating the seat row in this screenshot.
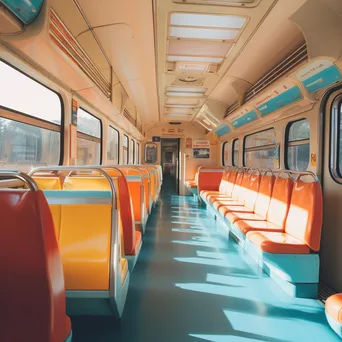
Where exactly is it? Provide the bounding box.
[200,167,323,298]
[0,165,162,341]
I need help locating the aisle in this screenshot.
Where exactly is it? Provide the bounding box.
[72,175,339,342]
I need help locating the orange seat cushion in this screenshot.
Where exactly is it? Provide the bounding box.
[326,293,342,324]
[215,200,243,212]
[201,191,220,200]
[247,231,310,254]
[129,231,142,256]
[235,220,283,235]
[209,195,232,204]
[226,212,265,225]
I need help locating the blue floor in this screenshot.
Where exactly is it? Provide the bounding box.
[72,176,339,342]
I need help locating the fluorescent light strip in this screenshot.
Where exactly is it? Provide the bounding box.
[166,105,197,108]
[170,13,246,29]
[167,87,206,93]
[170,27,239,40]
[166,92,204,97]
[168,113,193,116]
[167,55,223,63]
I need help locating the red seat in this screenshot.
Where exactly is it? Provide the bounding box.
[0,189,71,342]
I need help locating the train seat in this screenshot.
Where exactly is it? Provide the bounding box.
[136,166,151,217]
[234,177,292,235]
[226,174,275,225]
[0,186,71,342]
[185,169,199,190]
[197,166,224,201]
[325,293,342,338]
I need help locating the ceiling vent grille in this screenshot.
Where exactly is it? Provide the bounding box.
[244,43,308,103]
[123,108,136,126]
[49,9,111,99]
[224,101,239,117]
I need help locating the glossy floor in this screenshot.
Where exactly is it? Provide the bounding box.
[72,176,339,342]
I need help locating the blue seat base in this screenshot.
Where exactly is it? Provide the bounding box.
[326,313,342,338]
[126,240,142,272]
[65,331,72,342]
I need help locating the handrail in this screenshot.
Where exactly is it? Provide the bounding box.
[0,170,39,191]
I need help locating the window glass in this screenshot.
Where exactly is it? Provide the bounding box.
[76,107,101,165]
[123,135,129,164]
[0,61,61,124]
[232,139,239,166]
[244,129,276,168]
[107,126,119,164]
[77,108,101,138]
[145,143,157,163]
[0,117,60,171]
[222,141,229,166]
[0,61,62,171]
[286,119,310,171]
[136,142,140,164]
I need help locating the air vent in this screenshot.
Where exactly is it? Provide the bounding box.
[169,122,182,125]
[224,101,239,117]
[173,76,205,86]
[123,108,136,125]
[244,44,308,103]
[49,9,111,99]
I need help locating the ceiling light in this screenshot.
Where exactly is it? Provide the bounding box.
[173,0,257,6]
[166,98,200,105]
[166,104,197,108]
[166,92,204,97]
[168,40,234,57]
[170,27,239,40]
[177,63,209,71]
[167,113,193,116]
[167,56,223,63]
[167,87,206,93]
[170,13,246,29]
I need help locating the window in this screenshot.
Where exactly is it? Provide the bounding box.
[285,119,310,171]
[222,141,229,166]
[76,108,101,165]
[107,126,120,164]
[244,129,276,168]
[330,97,342,181]
[0,60,62,171]
[232,139,239,166]
[123,135,129,164]
[145,143,158,163]
[136,142,140,164]
[129,139,135,164]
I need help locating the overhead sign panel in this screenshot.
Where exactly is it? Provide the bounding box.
[232,109,258,128]
[213,123,231,136]
[254,80,303,117]
[296,60,342,93]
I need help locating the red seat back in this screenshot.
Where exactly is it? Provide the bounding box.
[0,190,70,342]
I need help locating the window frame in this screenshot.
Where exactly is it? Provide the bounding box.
[243,128,276,167]
[130,138,135,164]
[144,142,158,164]
[0,59,64,165]
[222,141,229,166]
[330,95,342,183]
[284,118,310,171]
[136,142,140,164]
[123,134,129,164]
[108,125,120,164]
[76,107,102,165]
[232,138,239,166]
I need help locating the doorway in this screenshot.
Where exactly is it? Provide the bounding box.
[161,138,180,193]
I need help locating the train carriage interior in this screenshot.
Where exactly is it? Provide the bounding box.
[1,0,342,341]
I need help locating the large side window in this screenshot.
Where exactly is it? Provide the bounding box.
[76,108,101,165]
[123,135,129,164]
[244,129,276,168]
[0,60,62,171]
[222,141,229,166]
[285,119,310,171]
[136,142,140,164]
[107,126,119,164]
[331,98,342,181]
[232,139,240,166]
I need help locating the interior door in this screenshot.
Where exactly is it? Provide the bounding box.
[320,88,342,292]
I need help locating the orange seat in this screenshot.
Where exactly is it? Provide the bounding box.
[235,177,293,235]
[0,189,71,342]
[226,174,274,224]
[326,294,342,324]
[247,179,323,254]
[246,231,310,254]
[198,166,224,193]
